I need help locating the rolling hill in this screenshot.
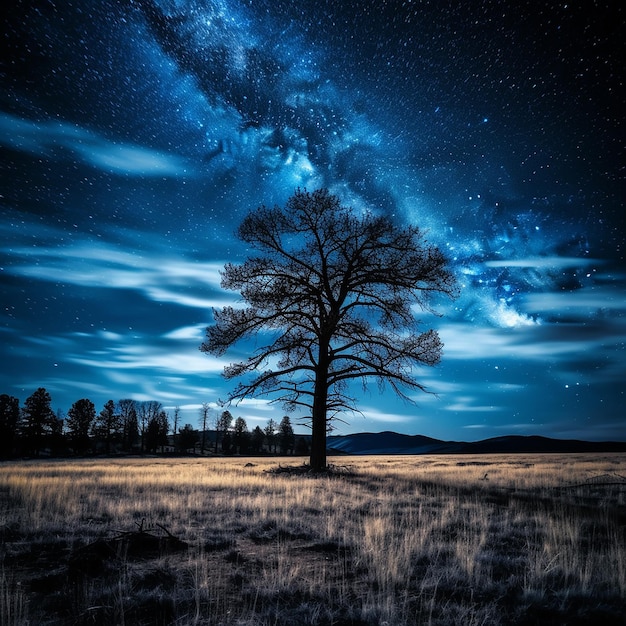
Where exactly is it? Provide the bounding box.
[326,431,626,455]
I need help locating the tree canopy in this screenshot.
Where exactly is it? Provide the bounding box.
[201,188,457,470]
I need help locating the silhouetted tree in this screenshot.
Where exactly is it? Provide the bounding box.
[250,425,265,453]
[201,188,457,470]
[200,403,210,454]
[221,431,232,454]
[138,401,162,453]
[66,398,96,455]
[172,406,180,440]
[20,387,57,456]
[92,400,123,454]
[118,399,139,452]
[215,409,232,453]
[232,416,249,454]
[279,415,295,454]
[50,410,65,456]
[158,410,169,451]
[145,410,168,453]
[264,418,278,453]
[177,423,197,453]
[0,394,20,459]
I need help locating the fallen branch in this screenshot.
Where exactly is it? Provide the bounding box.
[265,463,355,477]
[561,473,626,489]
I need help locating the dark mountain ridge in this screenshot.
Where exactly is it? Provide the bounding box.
[326,431,626,455]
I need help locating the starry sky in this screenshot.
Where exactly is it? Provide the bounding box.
[2,0,625,441]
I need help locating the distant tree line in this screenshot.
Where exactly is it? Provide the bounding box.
[0,388,308,460]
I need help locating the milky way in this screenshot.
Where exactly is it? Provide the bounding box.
[1,0,624,440]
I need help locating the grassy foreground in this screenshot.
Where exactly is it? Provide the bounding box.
[1,454,625,625]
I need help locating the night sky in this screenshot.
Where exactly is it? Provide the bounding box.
[2,0,624,441]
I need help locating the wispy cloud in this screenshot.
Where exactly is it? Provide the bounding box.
[8,325,227,408]
[484,256,600,269]
[67,338,226,375]
[231,398,276,411]
[445,396,502,412]
[354,406,417,425]
[164,325,207,340]
[521,287,626,314]
[0,112,189,176]
[492,422,542,432]
[5,237,235,309]
[439,321,626,363]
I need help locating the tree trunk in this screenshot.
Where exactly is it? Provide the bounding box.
[310,342,329,471]
[310,402,327,471]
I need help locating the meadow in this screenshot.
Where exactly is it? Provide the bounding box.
[1,454,625,625]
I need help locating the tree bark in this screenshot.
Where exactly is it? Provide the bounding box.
[310,397,327,471]
[310,340,329,471]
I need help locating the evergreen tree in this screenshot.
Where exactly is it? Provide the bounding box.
[50,409,65,456]
[145,410,169,453]
[232,417,249,454]
[20,387,56,456]
[264,418,278,453]
[66,398,96,455]
[221,431,232,454]
[158,410,169,452]
[0,394,20,459]
[118,399,139,452]
[177,423,197,453]
[279,415,295,454]
[92,399,123,454]
[215,410,233,453]
[251,425,265,453]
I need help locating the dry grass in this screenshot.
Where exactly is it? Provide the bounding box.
[1,454,625,625]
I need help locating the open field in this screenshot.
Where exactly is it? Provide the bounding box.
[1,454,625,625]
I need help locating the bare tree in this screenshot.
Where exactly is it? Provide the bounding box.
[138,401,162,453]
[200,403,211,454]
[201,188,457,471]
[173,406,180,439]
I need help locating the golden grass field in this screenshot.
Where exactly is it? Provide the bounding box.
[1,454,625,625]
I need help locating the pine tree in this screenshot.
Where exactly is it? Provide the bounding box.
[0,394,20,459]
[233,417,249,454]
[66,398,96,455]
[92,400,123,454]
[21,388,57,456]
[279,415,295,454]
[264,418,278,453]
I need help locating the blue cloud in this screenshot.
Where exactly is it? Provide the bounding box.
[0,113,189,176]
